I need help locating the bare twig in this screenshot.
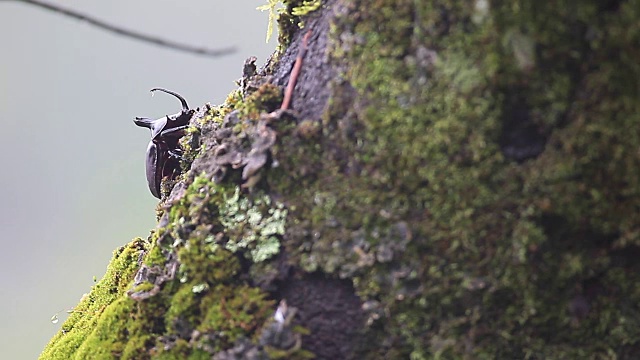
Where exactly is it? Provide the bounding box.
[281,30,312,110]
[7,0,235,57]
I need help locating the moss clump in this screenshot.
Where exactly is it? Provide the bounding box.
[257,0,324,50]
[179,100,239,171]
[41,169,286,357]
[166,174,286,265]
[237,83,283,120]
[40,239,149,359]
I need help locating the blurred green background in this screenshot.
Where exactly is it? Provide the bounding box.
[0,1,274,358]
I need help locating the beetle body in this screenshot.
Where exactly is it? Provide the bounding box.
[134,88,194,198]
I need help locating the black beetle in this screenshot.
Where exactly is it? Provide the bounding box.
[134,88,195,198]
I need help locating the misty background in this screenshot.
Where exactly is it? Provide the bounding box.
[0,1,275,358]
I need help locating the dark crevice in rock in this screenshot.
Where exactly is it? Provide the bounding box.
[499,92,547,162]
[275,271,365,359]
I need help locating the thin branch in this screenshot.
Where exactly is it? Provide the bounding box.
[281,30,312,110]
[8,0,235,57]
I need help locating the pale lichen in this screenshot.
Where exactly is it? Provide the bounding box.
[220,187,287,262]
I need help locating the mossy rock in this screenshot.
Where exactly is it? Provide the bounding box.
[41,0,640,358]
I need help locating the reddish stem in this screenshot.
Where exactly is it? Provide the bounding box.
[281,30,312,110]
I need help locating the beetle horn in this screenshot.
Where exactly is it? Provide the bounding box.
[134,117,154,128]
[149,88,189,111]
[134,116,166,139]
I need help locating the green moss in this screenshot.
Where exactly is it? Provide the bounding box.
[290,0,321,16]
[265,347,316,360]
[42,174,285,358]
[40,238,149,359]
[148,174,285,355]
[144,241,167,267]
[237,83,283,120]
[198,285,273,340]
[257,0,324,50]
[75,297,153,360]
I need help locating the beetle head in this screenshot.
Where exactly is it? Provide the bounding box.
[167,109,195,127]
[135,88,194,137]
[149,88,194,127]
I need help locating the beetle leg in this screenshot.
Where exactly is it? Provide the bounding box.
[158,125,189,138]
[144,141,162,198]
[167,148,183,160]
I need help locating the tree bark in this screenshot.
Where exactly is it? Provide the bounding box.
[41,0,640,359]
